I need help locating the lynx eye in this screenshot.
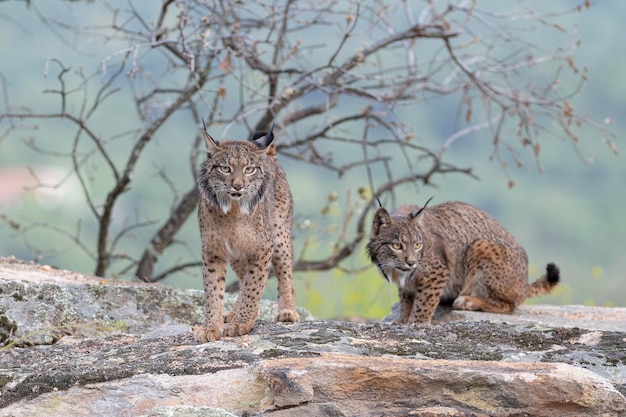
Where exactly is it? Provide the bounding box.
[217,166,231,174]
[414,242,423,250]
[390,242,402,251]
[243,166,256,175]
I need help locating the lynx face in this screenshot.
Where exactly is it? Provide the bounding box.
[367,207,424,288]
[197,134,272,215]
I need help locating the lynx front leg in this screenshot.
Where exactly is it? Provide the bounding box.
[223,258,248,324]
[223,248,273,337]
[396,288,415,324]
[271,222,300,323]
[193,254,227,343]
[407,271,448,324]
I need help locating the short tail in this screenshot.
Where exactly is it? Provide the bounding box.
[526,262,560,298]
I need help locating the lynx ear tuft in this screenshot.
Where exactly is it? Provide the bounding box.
[252,123,275,151]
[201,118,219,153]
[409,196,434,219]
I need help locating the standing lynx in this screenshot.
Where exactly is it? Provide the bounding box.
[192,125,299,343]
[367,199,560,324]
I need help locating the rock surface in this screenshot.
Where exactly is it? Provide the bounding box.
[0,257,625,417]
[0,256,312,346]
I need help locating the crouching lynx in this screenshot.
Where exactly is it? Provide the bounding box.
[367,198,560,324]
[192,124,299,342]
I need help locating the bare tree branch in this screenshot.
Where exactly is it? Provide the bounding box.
[136,187,199,282]
[0,0,614,282]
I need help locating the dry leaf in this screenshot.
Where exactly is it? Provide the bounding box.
[219,53,232,72]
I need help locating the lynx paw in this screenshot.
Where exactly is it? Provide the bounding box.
[277,308,300,323]
[453,295,513,314]
[453,295,481,311]
[192,324,222,343]
[223,311,236,323]
[223,322,255,337]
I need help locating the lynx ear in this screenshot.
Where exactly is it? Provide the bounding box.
[201,119,220,154]
[372,207,392,235]
[409,196,434,220]
[202,130,220,153]
[251,123,275,151]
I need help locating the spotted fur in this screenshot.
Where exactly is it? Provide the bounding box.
[367,200,560,324]
[192,127,299,343]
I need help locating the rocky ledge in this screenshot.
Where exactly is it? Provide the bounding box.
[0,257,625,417]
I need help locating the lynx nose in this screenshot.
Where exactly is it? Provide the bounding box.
[231,181,244,191]
[406,259,417,268]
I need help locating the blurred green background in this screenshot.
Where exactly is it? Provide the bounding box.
[0,1,623,320]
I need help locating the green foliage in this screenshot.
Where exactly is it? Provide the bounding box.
[295,267,398,320]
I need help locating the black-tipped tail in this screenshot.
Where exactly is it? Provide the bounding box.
[546,262,560,285]
[527,262,560,298]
